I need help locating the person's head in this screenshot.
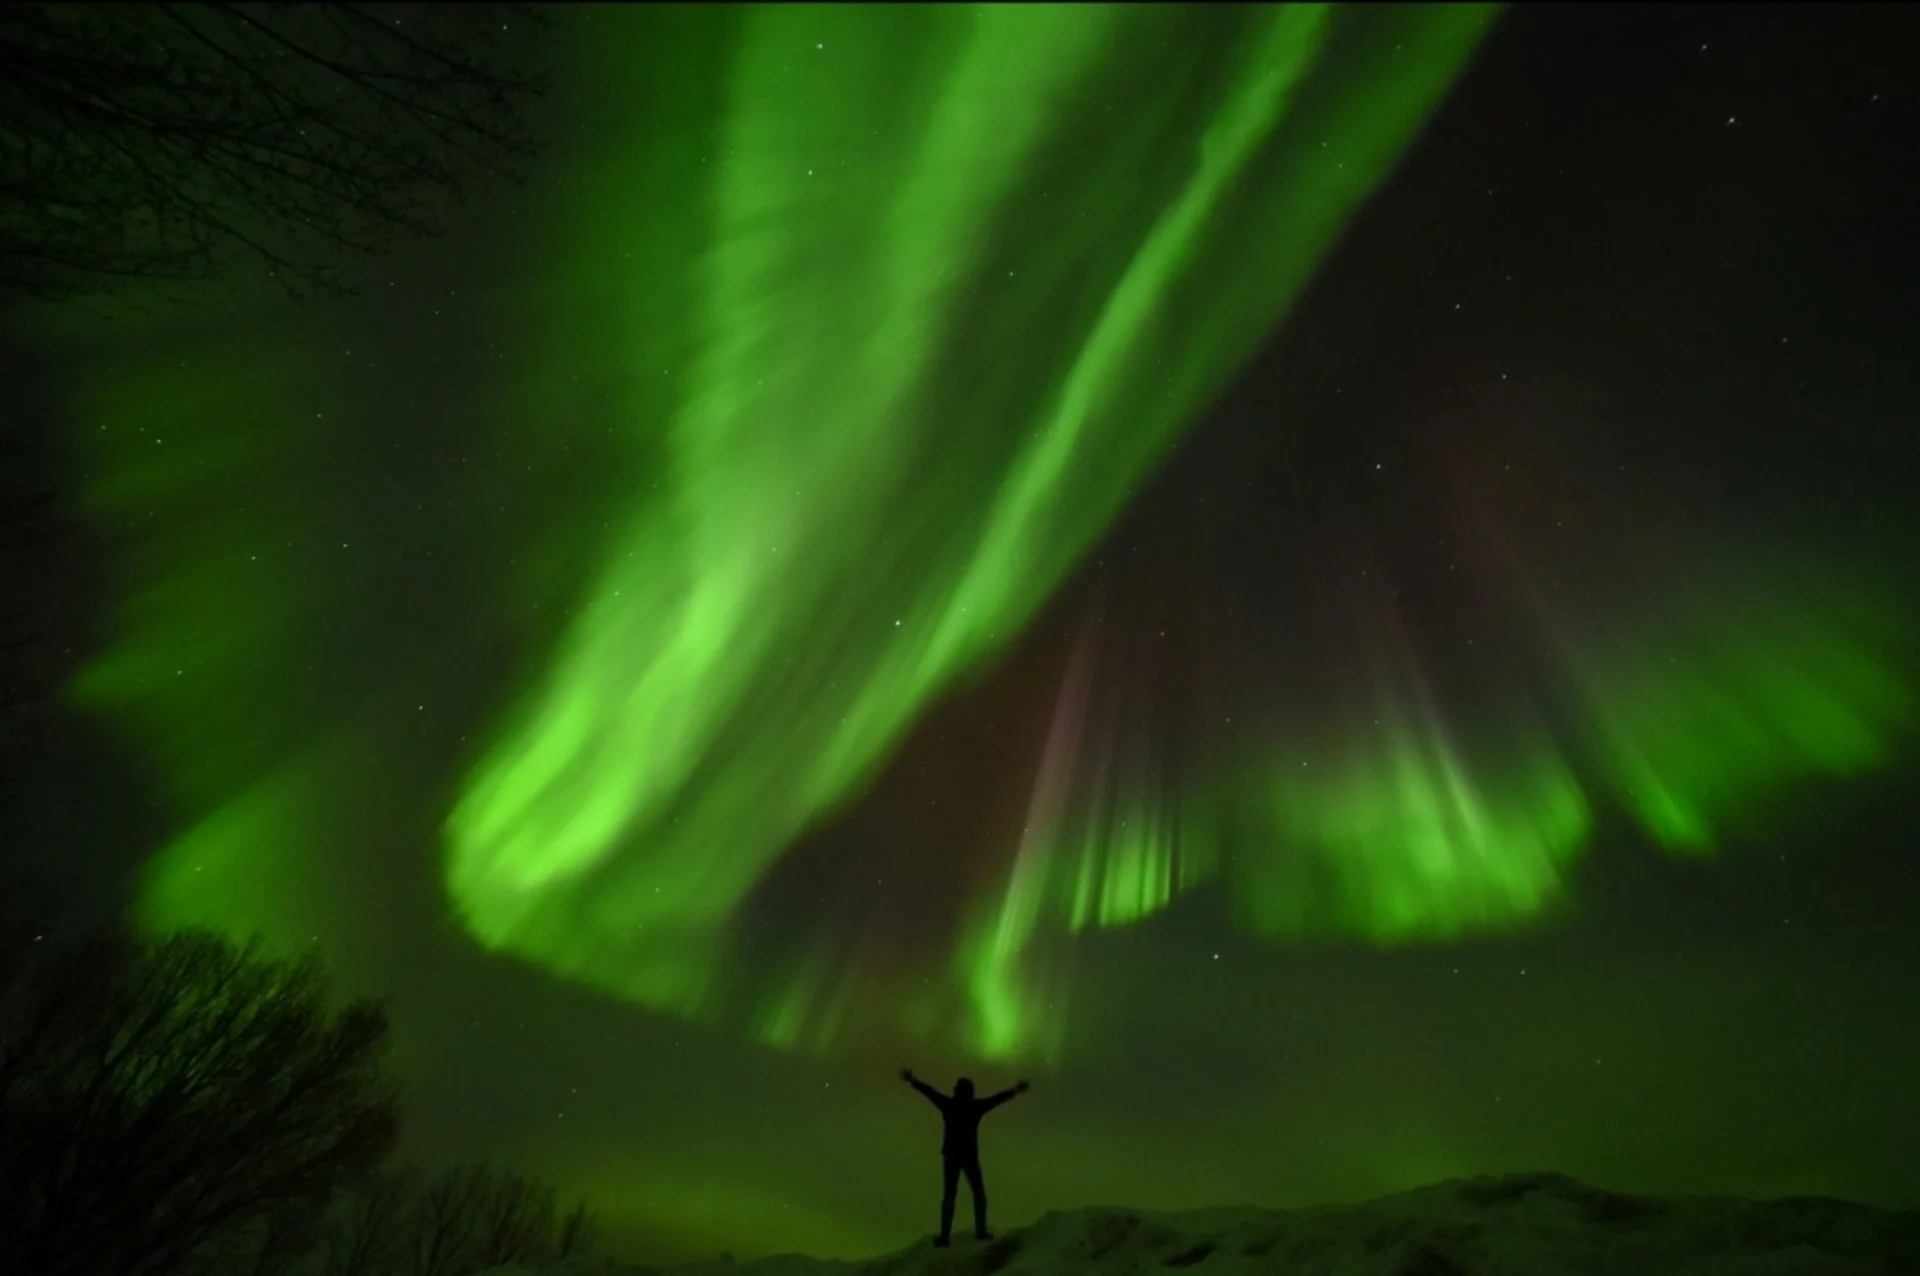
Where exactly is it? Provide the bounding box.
[954,1077,975,1099]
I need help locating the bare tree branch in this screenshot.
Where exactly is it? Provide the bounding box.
[0,2,556,302]
[0,927,401,1276]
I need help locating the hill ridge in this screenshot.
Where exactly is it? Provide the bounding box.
[492,1172,1920,1276]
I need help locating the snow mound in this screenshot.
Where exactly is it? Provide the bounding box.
[482,1172,1920,1276]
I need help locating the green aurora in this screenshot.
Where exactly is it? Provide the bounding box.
[49,0,1913,1081]
[437,1,1513,1058]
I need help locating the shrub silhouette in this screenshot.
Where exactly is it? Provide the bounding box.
[0,927,400,1276]
[315,1162,596,1276]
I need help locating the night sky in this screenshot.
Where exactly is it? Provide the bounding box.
[3,4,1918,1265]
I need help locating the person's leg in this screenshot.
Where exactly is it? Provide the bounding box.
[965,1159,989,1238]
[938,1158,960,1244]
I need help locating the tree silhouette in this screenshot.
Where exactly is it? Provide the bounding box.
[0,928,401,1276]
[0,2,554,302]
[317,1162,596,1276]
[312,1168,412,1276]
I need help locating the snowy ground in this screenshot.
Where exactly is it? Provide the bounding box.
[480,1172,1920,1276]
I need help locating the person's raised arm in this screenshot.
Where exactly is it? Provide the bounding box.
[981,1079,1031,1112]
[901,1066,947,1109]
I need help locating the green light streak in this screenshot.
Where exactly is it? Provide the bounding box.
[1251,735,1592,942]
[950,558,1911,1057]
[445,2,1499,1053]
[1568,574,1914,851]
[70,344,330,816]
[70,6,1911,1071]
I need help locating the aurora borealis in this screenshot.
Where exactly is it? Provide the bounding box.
[5,1,1920,1265]
[443,1,1502,1059]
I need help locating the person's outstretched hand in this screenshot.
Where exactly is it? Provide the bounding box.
[1016,1079,1031,1093]
[901,1067,916,1083]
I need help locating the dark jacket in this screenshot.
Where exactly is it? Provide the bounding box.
[908,1078,1020,1160]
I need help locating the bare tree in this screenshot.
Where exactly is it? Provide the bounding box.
[0,929,401,1276]
[555,1198,596,1262]
[313,1168,415,1276]
[403,1162,585,1276]
[469,1165,561,1271]
[218,1195,332,1276]
[316,1161,595,1276]
[404,1163,486,1276]
[0,2,555,302]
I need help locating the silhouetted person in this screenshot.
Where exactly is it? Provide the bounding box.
[901,1067,1029,1246]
